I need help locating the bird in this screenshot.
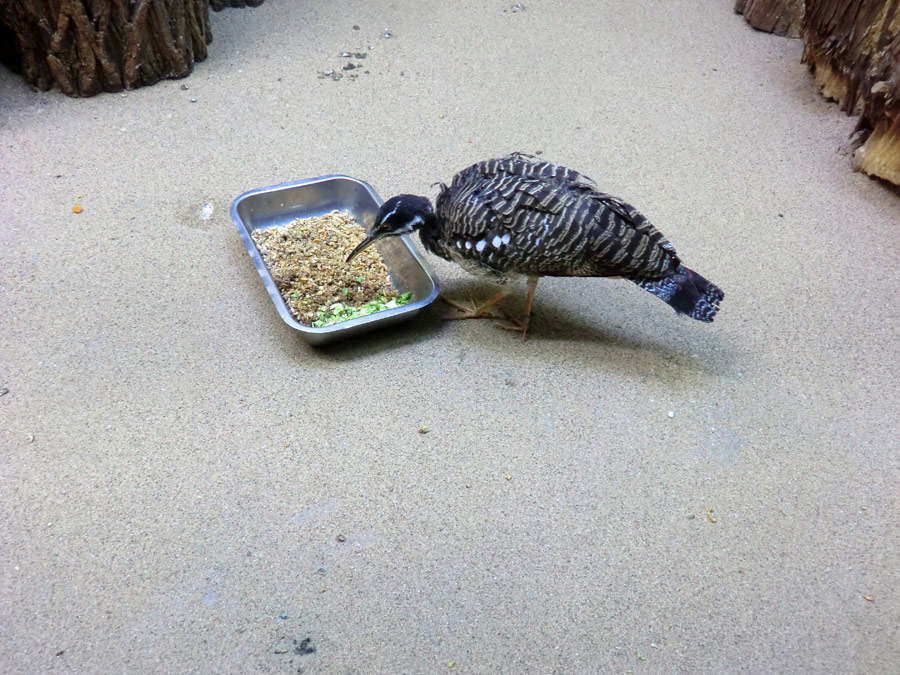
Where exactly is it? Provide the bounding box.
[347,153,723,337]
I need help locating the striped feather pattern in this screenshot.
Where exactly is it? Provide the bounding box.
[425,154,680,282]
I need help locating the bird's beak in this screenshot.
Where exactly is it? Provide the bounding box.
[346,233,376,263]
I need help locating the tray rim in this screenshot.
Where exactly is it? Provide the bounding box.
[230,174,440,340]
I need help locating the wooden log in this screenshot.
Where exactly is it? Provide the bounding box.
[211,0,264,9]
[735,0,806,38]
[802,0,900,185]
[0,0,212,96]
[0,0,266,96]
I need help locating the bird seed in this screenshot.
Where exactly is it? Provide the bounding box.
[250,211,404,326]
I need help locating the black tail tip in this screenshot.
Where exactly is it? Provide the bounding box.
[637,265,724,322]
[689,282,724,322]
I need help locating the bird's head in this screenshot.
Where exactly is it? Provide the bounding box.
[346,195,434,262]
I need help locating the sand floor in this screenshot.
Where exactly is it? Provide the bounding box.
[1,1,898,673]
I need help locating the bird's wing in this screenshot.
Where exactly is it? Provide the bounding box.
[436,157,679,279]
[471,153,598,189]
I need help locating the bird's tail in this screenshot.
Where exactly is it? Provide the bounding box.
[635,265,724,322]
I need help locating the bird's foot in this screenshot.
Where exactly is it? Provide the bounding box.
[440,295,500,321]
[494,308,532,341]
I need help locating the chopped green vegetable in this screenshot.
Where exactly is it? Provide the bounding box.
[313,292,412,327]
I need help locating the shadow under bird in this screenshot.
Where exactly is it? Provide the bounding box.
[347,153,724,338]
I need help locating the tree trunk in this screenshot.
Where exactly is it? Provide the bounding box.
[735,0,806,38]
[802,0,900,185]
[210,0,263,9]
[0,0,267,97]
[0,0,213,96]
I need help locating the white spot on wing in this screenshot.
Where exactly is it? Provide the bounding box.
[475,240,486,252]
[491,235,502,248]
[456,240,463,249]
[501,233,510,245]
[465,241,472,250]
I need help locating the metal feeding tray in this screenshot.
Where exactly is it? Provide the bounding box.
[231,175,439,345]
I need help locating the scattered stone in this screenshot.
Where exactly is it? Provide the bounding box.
[323,69,333,76]
[512,3,525,11]
[383,30,393,38]
[180,83,189,90]
[279,613,288,619]
[352,24,360,30]
[342,63,357,71]
[418,425,430,434]
[706,508,717,523]
[341,51,352,57]
[190,97,197,103]
[667,410,675,418]
[863,594,875,602]
[336,534,346,542]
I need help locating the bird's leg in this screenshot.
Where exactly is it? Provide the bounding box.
[496,276,539,339]
[441,288,510,321]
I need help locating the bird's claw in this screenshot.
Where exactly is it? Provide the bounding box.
[439,295,500,321]
[494,307,531,340]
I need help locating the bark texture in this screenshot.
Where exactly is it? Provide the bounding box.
[803,0,900,185]
[735,0,806,38]
[0,0,266,97]
[210,0,263,9]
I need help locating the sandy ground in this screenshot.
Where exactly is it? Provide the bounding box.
[1,1,898,673]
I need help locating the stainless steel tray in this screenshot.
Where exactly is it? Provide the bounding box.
[231,175,439,345]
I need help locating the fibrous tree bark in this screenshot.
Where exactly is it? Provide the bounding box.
[802,0,900,185]
[735,0,806,38]
[0,0,266,97]
[210,0,263,9]
[0,0,212,96]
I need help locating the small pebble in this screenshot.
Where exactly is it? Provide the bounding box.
[512,3,525,11]
[190,97,197,103]
[323,69,333,76]
[418,425,430,434]
[27,434,34,443]
[369,44,375,50]
[341,51,351,57]
[352,24,360,30]
[274,647,288,654]
[667,411,675,418]
[279,613,288,619]
[383,31,393,38]
[535,150,543,155]
[504,474,512,481]
[863,594,875,602]
[0,388,8,396]
[336,534,346,542]
[180,83,189,90]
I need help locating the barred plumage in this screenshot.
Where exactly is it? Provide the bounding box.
[426,153,680,282]
[347,154,724,336]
